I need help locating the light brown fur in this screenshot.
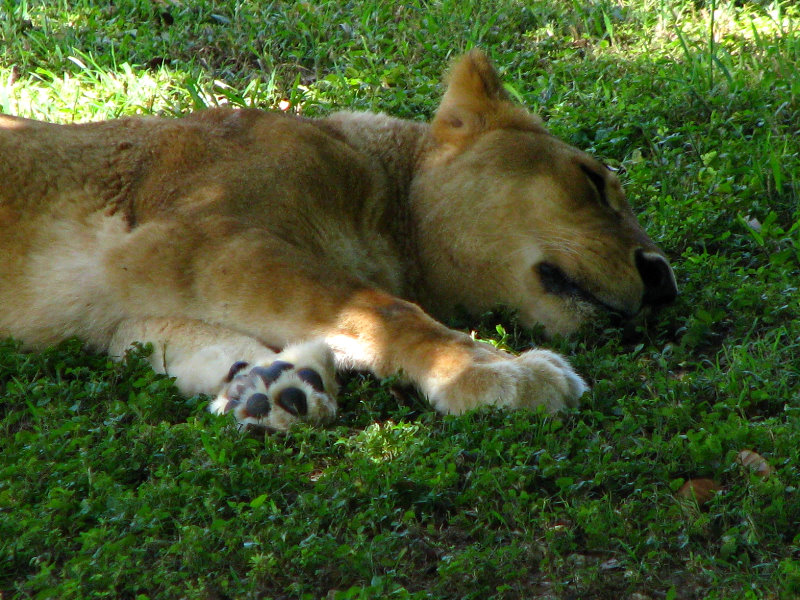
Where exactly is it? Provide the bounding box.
[0,51,676,429]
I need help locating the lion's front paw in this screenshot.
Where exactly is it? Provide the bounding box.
[426,347,587,415]
[209,340,338,432]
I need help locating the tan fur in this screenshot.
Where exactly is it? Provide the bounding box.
[0,51,676,429]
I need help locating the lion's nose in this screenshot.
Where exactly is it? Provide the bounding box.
[635,249,678,307]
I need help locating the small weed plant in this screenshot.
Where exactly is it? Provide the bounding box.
[1,1,798,598]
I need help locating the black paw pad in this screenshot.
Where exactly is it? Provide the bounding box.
[222,398,240,414]
[245,393,271,418]
[250,361,294,387]
[225,361,250,382]
[276,387,308,417]
[296,368,324,392]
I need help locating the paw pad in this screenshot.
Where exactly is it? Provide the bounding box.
[250,361,294,387]
[296,368,324,392]
[245,392,271,417]
[225,360,251,382]
[211,357,335,431]
[276,387,308,416]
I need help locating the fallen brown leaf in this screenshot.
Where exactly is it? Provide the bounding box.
[677,478,721,505]
[736,449,774,478]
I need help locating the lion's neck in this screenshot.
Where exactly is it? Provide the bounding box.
[322,110,429,196]
[319,111,433,298]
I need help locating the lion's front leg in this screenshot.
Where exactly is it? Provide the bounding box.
[327,290,587,414]
[108,318,338,431]
[423,347,587,414]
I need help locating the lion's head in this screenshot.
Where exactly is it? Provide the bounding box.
[411,50,677,336]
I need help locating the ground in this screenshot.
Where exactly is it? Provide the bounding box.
[0,1,799,598]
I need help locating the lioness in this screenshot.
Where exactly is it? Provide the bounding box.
[0,50,676,431]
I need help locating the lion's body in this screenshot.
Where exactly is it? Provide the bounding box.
[0,51,676,429]
[0,109,416,348]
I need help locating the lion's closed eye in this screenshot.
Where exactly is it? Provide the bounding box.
[579,163,609,208]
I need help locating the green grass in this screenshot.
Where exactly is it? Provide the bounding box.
[1,0,799,598]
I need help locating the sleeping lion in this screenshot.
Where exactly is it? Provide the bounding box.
[0,50,677,431]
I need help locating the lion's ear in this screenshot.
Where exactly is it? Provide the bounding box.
[430,50,534,155]
[431,50,508,148]
[441,49,510,107]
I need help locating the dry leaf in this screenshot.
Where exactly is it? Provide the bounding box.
[600,557,622,571]
[736,449,774,478]
[745,215,762,232]
[677,478,721,505]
